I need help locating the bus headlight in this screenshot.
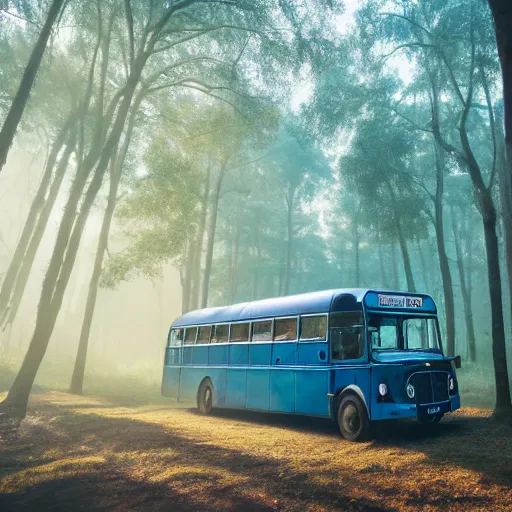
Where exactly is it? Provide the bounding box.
[406,383,415,399]
[378,383,388,396]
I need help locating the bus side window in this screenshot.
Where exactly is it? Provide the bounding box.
[331,328,363,360]
[274,318,297,341]
[212,324,229,343]
[197,325,212,344]
[184,327,198,345]
[168,328,183,347]
[300,315,327,341]
[252,320,272,342]
[230,322,249,342]
[330,312,364,360]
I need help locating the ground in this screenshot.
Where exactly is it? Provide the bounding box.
[0,388,511,512]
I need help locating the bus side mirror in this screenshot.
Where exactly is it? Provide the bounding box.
[454,355,461,369]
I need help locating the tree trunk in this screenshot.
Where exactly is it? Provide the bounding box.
[252,226,262,300]
[495,106,512,338]
[189,169,210,310]
[481,198,512,416]
[385,179,415,292]
[396,228,416,293]
[283,188,295,296]
[433,142,456,357]
[391,242,399,290]
[181,238,194,313]
[0,0,66,173]
[201,170,223,308]
[0,67,141,418]
[229,204,241,302]
[378,234,388,289]
[68,89,144,395]
[1,128,77,328]
[488,0,512,197]
[68,165,118,395]
[416,240,429,292]
[353,220,360,287]
[450,204,477,362]
[0,113,75,321]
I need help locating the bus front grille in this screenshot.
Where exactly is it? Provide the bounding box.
[408,372,448,405]
[432,372,449,402]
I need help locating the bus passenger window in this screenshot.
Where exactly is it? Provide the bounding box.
[252,320,272,342]
[168,328,183,347]
[184,327,198,345]
[274,318,297,341]
[300,315,327,341]
[230,323,249,342]
[212,324,229,343]
[197,326,212,344]
[331,328,363,360]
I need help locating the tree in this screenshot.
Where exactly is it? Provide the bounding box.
[0,0,67,172]
[368,0,511,416]
[262,122,331,295]
[340,113,430,294]
[1,0,311,418]
[488,0,512,178]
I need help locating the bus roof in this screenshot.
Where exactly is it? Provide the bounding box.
[170,288,436,328]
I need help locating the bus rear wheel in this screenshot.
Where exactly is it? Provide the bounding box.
[336,393,370,442]
[197,378,213,415]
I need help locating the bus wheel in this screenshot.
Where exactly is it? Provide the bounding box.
[197,378,214,415]
[336,393,370,442]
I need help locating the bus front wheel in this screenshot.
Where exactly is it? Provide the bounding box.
[336,393,370,442]
[197,378,214,415]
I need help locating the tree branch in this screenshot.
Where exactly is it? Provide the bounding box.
[377,12,433,38]
[480,59,498,192]
[124,0,135,70]
[381,42,434,61]
[144,56,231,85]
[391,106,433,133]
[0,8,40,27]
[150,25,268,56]
[146,79,246,117]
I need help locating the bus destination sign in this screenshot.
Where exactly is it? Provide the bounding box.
[378,294,423,308]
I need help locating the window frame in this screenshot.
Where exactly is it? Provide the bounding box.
[196,325,212,345]
[211,322,231,344]
[168,328,183,347]
[184,326,198,345]
[229,321,250,343]
[273,315,299,343]
[299,313,328,343]
[329,311,366,362]
[250,318,274,343]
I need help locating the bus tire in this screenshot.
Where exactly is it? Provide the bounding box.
[197,378,214,415]
[336,393,370,442]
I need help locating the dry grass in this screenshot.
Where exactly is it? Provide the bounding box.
[0,391,511,512]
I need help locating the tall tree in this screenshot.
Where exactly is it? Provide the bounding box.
[488,0,512,180]
[0,0,67,172]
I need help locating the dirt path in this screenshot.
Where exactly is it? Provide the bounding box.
[0,392,511,511]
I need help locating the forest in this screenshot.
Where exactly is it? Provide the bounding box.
[1,0,512,510]
[0,0,511,417]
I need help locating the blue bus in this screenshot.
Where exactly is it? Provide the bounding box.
[162,289,461,441]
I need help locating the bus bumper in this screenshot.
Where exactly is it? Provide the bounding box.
[371,395,461,421]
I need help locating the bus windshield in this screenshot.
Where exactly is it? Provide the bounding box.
[368,314,441,352]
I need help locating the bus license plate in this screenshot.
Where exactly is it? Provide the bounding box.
[428,406,441,415]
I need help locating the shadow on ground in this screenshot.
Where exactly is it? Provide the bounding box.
[0,405,394,512]
[1,396,511,511]
[205,405,512,489]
